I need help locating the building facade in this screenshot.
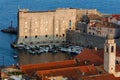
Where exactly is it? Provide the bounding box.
[76,13,120,38]
[16,8,101,46]
[87,22,120,38]
[104,34,116,74]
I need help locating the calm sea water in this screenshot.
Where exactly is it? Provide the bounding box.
[0,0,120,66]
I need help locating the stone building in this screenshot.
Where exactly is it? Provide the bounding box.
[16,8,101,46]
[76,13,120,38]
[87,22,120,38]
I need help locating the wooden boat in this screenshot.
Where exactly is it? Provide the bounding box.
[1,21,17,34]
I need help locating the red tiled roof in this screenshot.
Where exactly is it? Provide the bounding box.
[112,14,120,20]
[81,74,120,80]
[75,48,120,65]
[36,65,98,78]
[102,17,109,22]
[116,47,120,57]
[74,49,103,66]
[20,60,77,76]
[116,65,120,72]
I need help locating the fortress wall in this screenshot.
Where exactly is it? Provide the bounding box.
[66,30,120,49]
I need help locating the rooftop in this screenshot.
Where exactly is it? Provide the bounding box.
[36,65,97,78]
[81,74,120,80]
[74,49,103,66]
[112,14,120,20]
[20,60,77,76]
[89,22,120,28]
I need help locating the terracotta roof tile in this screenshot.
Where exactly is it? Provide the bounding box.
[74,49,103,66]
[116,47,120,57]
[20,60,77,75]
[36,65,98,78]
[112,14,120,20]
[81,74,120,80]
[116,65,120,72]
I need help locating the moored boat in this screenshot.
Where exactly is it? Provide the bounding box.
[1,21,17,34]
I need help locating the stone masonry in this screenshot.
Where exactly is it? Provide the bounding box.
[66,30,120,49]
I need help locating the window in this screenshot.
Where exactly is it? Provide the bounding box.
[25,22,28,28]
[69,20,72,26]
[89,32,91,34]
[116,61,119,64]
[37,42,40,44]
[111,46,114,52]
[50,41,53,43]
[109,29,113,34]
[45,28,48,32]
[63,34,65,37]
[30,42,33,44]
[35,35,37,38]
[25,36,27,39]
[20,43,23,45]
[92,28,95,30]
[56,28,58,31]
[35,29,38,32]
[89,27,91,30]
[25,29,27,32]
[111,67,113,70]
[25,22,27,24]
[106,47,108,53]
[56,34,58,37]
[45,35,48,38]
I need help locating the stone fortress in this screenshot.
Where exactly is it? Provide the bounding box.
[16,8,102,46]
[15,8,120,50]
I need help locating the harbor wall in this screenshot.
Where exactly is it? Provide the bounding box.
[66,30,120,49]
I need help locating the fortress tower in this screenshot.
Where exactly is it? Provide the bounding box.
[104,34,116,74]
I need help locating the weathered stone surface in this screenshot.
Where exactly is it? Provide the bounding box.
[66,30,120,49]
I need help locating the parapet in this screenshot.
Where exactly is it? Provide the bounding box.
[19,9,29,12]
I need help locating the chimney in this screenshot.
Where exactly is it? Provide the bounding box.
[82,72,85,75]
[94,47,97,51]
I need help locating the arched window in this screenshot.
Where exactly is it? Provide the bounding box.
[35,35,37,38]
[63,34,65,37]
[45,35,48,38]
[69,20,72,26]
[56,34,58,37]
[111,46,114,52]
[106,47,108,53]
[25,36,27,39]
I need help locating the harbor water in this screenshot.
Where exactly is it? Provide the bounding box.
[0,0,120,66]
